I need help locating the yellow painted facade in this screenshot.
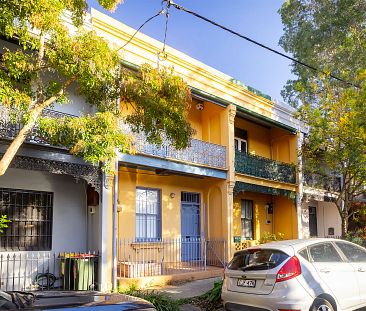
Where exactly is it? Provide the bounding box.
[90,9,301,281]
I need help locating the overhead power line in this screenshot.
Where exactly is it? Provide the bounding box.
[167,0,358,88]
[118,9,165,51]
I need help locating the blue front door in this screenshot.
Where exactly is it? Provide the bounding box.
[181,192,201,261]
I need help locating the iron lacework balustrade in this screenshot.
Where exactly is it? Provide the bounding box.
[0,105,75,147]
[121,123,227,170]
[235,151,297,184]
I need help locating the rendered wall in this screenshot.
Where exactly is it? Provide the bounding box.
[234,118,271,158]
[301,200,342,238]
[273,195,298,239]
[233,192,297,242]
[0,168,90,252]
[233,192,272,241]
[117,168,226,240]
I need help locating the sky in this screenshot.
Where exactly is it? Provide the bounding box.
[88,0,294,102]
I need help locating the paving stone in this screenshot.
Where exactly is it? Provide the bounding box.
[179,304,202,311]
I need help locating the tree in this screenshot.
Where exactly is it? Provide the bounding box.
[0,0,193,174]
[279,0,366,236]
[0,215,10,233]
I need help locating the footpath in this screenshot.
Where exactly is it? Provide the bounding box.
[150,277,223,311]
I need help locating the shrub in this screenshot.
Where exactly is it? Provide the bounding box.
[203,279,223,304]
[0,215,10,233]
[120,285,180,311]
[345,229,366,246]
[259,232,285,244]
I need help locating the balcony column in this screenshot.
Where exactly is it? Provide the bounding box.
[98,172,114,291]
[226,104,236,260]
[296,131,305,239]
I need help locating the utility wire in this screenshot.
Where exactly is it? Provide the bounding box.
[118,9,165,51]
[168,0,358,88]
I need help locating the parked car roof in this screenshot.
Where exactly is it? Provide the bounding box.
[233,238,344,256]
[2,292,156,310]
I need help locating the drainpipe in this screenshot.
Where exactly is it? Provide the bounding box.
[112,156,118,291]
[112,65,122,291]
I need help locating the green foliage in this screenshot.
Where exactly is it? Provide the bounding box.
[38,112,131,171]
[0,0,193,173]
[122,64,194,149]
[202,279,223,304]
[279,0,366,107]
[279,0,366,235]
[344,229,366,246]
[259,232,285,244]
[0,215,11,234]
[120,286,180,311]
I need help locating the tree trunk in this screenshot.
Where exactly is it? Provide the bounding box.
[0,96,59,176]
[341,213,348,238]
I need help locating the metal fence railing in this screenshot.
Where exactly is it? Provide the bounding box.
[0,251,99,292]
[117,238,226,278]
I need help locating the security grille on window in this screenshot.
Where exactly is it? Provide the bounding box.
[241,200,254,240]
[0,188,53,251]
[136,188,161,242]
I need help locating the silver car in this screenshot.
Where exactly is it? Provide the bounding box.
[222,238,366,311]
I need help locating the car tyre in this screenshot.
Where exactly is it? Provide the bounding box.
[311,298,334,311]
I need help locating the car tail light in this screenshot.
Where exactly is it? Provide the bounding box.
[276,256,301,282]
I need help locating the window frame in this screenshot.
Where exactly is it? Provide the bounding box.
[334,241,366,263]
[308,242,344,263]
[240,199,254,240]
[135,187,162,242]
[234,137,248,153]
[0,187,53,252]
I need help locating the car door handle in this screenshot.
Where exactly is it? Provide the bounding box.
[358,267,366,272]
[320,268,331,273]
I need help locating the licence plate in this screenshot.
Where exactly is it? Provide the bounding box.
[237,279,256,288]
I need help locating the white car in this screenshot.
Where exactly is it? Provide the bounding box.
[222,238,366,311]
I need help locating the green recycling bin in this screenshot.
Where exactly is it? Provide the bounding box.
[60,253,98,290]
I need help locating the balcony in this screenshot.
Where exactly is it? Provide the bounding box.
[303,172,341,192]
[0,105,227,170]
[132,133,227,170]
[0,106,73,147]
[235,151,296,184]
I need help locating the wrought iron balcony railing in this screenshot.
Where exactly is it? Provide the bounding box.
[132,133,227,169]
[303,172,341,192]
[235,151,297,184]
[0,105,74,147]
[0,105,227,169]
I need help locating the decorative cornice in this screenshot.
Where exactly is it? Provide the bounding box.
[7,155,101,192]
[89,9,304,132]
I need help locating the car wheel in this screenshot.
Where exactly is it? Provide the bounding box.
[311,298,334,311]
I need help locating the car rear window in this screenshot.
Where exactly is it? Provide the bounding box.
[228,249,289,271]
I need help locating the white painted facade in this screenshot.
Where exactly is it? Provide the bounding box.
[300,199,342,238]
[0,168,98,252]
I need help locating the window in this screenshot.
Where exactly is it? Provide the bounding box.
[228,249,288,271]
[335,242,366,262]
[298,248,310,262]
[308,206,318,237]
[241,200,254,240]
[234,128,248,153]
[234,138,248,153]
[0,188,53,251]
[136,188,161,242]
[309,242,343,262]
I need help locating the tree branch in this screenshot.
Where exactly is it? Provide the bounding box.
[0,78,74,176]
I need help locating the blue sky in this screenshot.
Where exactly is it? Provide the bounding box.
[88,0,294,102]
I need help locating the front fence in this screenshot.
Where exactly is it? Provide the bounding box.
[117,238,226,278]
[0,251,99,292]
